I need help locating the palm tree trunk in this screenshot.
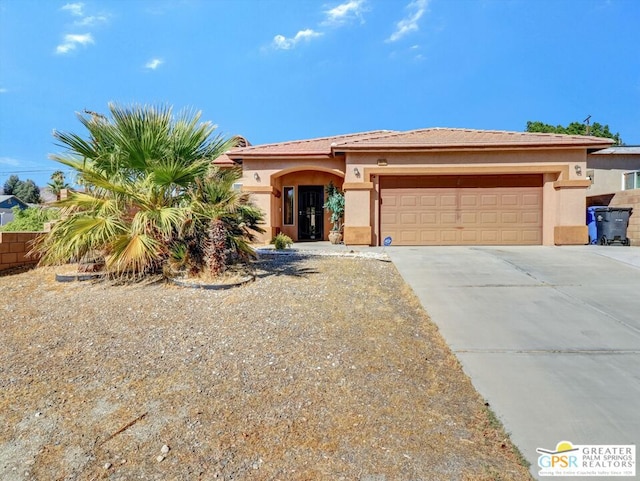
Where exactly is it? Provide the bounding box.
[205,219,227,276]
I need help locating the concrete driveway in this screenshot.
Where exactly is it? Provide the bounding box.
[387,246,640,480]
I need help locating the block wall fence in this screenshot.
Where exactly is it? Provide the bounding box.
[0,232,43,272]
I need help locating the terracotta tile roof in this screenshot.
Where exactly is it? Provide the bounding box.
[227,130,397,158]
[212,153,237,166]
[335,128,616,150]
[227,128,614,159]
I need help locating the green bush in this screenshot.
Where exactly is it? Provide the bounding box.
[1,206,59,232]
[271,233,293,250]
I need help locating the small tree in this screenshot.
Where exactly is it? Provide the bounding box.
[34,103,264,281]
[13,179,42,204]
[3,175,42,203]
[526,120,623,145]
[324,181,344,232]
[3,175,20,195]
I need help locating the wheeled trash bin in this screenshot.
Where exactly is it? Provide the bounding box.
[594,207,633,246]
[587,206,607,244]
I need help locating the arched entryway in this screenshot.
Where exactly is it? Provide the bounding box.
[271,166,344,242]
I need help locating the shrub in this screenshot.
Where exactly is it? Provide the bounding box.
[1,206,59,232]
[271,233,293,250]
[324,181,344,232]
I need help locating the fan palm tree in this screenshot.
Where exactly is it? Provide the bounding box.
[34,103,263,280]
[47,170,71,201]
[180,167,264,276]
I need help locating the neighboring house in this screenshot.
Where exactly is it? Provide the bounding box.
[227,128,614,246]
[586,146,640,244]
[586,146,640,205]
[0,195,29,226]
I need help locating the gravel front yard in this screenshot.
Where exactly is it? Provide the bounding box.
[0,253,531,480]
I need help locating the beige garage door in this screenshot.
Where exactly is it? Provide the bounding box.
[380,175,543,245]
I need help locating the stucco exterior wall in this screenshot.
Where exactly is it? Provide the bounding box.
[586,154,640,196]
[241,157,345,243]
[275,170,343,242]
[0,232,42,271]
[342,149,590,246]
[243,146,596,246]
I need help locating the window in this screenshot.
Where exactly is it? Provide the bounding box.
[283,186,294,225]
[623,171,640,190]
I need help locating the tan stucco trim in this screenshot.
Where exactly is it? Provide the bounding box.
[242,186,278,194]
[342,182,374,191]
[344,226,372,245]
[554,226,588,245]
[553,180,592,189]
[270,165,345,179]
[363,164,569,182]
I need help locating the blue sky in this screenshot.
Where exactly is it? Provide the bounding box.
[1,0,639,188]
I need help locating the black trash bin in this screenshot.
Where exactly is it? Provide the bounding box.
[594,207,633,246]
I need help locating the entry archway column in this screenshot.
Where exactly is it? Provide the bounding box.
[343,182,374,245]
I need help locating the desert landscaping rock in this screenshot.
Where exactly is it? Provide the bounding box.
[0,256,531,480]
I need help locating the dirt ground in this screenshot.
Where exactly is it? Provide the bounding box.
[0,253,532,480]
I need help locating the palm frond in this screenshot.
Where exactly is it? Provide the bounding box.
[35,214,125,265]
[150,157,211,187]
[131,206,185,239]
[107,233,163,276]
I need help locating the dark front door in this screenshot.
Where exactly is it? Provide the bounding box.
[298,186,324,241]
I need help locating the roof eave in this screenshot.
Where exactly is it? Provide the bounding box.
[227,152,335,161]
[333,142,614,153]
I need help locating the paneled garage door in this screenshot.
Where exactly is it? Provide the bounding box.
[380,175,543,245]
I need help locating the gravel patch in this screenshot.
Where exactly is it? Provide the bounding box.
[0,255,531,480]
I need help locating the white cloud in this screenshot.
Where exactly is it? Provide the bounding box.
[323,0,366,26]
[55,33,94,54]
[295,29,322,41]
[268,2,366,52]
[272,29,323,50]
[0,157,20,167]
[0,88,7,94]
[57,3,109,55]
[61,2,84,16]
[74,14,109,27]
[387,0,429,42]
[144,58,164,70]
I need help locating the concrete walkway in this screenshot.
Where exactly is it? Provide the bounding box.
[386,245,640,479]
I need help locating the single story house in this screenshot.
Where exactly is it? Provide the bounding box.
[0,195,29,226]
[586,146,640,205]
[223,128,614,246]
[586,146,640,244]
